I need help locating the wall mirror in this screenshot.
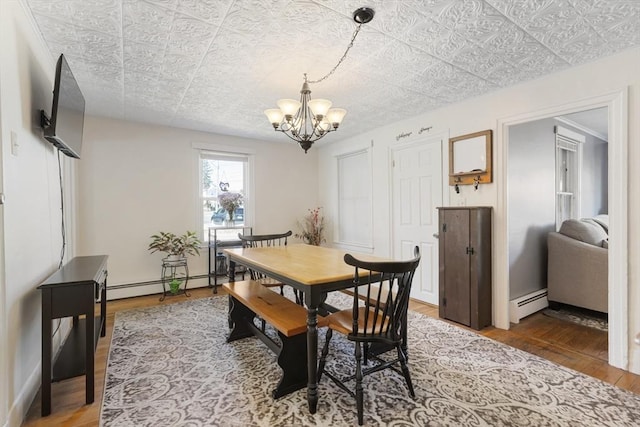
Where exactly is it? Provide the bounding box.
[449,129,493,187]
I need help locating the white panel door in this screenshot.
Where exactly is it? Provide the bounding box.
[392,138,442,304]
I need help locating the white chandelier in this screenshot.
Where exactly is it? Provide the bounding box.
[264,7,375,153]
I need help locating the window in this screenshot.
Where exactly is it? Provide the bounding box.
[336,149,372,248]
[199,151,249,242]
[555,126,584,230]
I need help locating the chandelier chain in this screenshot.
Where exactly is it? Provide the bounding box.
[307,23,363,84]
[264,7,374,152]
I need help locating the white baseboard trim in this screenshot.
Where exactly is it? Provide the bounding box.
[629,336,640,375]
[107,277,210,300]
[6,361,40,427]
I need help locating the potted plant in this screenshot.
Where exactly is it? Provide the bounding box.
[218,191,243,223]
[148,231,201,261]
[295,207,326,246]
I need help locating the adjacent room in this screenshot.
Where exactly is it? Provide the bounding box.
[1,1,639,426]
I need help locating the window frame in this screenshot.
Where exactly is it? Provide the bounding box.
[194,144,254,243]
[554,125,584,230]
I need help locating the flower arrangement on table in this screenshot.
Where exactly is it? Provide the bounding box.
[218,191,243,221]
[295,207,326,246]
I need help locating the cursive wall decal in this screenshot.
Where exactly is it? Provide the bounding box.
[396,132,412,141]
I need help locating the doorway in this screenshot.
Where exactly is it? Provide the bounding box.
[508,108,609,356]
[495,90,628,369]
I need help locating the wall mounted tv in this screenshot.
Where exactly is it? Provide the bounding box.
[41,54,85,159]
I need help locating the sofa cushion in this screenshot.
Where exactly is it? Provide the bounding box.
[559,219,608,247]
[592,214,609,233]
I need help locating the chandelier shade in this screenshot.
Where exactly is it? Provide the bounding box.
[276,99,301,116]
[264,7,374,153]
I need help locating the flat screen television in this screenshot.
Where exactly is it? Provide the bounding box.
[41,54,85,159]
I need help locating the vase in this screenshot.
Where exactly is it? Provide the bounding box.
[227,210,234,222]
[169,281,181,294]
[164,254,184,262]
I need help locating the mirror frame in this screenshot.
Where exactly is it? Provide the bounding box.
[448,129,493,186]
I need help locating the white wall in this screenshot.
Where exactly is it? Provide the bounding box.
[318,47,640,373]
[0,1,77,426]
[79,117,318,299]
[508,118,556,300]
[580,136,608,217]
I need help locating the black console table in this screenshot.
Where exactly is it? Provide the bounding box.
[38,255,108,416]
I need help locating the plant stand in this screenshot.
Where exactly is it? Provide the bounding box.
[160,257,189,301]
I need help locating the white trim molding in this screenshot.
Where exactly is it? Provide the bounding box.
[555,116,608,142]
[496,89,629,370]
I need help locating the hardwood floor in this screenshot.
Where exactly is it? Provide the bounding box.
[22,287,640,426]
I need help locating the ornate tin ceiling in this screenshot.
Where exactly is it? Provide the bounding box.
[24,0,639,143]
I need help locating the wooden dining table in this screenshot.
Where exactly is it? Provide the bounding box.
[224,243,388,414]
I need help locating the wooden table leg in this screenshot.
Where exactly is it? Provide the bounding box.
[100,281,107,337]
[228,259,236,282]
[306,291,320,414]
[227,259,236,328]
[86,308,95,404]
[41,290,52,416]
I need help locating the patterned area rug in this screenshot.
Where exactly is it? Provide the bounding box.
[101,294,639,426]
[542,307,608,332]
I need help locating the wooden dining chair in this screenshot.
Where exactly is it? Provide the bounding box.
[317,246,421,426]
[238,231,302,304]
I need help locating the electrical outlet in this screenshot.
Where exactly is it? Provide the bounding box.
[11,131,19,156]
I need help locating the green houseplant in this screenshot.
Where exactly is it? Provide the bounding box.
[148,231,201,260]
[150,231,200,299]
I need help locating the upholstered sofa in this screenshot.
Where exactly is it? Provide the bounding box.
[547,215,608,313]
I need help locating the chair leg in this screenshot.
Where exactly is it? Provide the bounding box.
[397,344,415,397]
[279,285,285,296]
[317,328,333,382]
[355,342,364,425]
[363,342,369,365]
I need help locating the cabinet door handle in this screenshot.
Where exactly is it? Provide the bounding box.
[466,247,475,255]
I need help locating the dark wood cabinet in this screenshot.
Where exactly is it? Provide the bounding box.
[437,207,491,330]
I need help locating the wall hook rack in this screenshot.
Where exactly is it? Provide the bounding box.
[473,176,480,190]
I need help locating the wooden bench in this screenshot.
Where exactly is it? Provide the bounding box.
[223,280,327,398]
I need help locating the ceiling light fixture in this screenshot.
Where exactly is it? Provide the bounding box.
[264,7,375,153]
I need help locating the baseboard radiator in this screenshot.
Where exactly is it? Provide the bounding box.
[509,288,549,324]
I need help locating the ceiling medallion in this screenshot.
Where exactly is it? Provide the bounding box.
[264,7,375,153]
